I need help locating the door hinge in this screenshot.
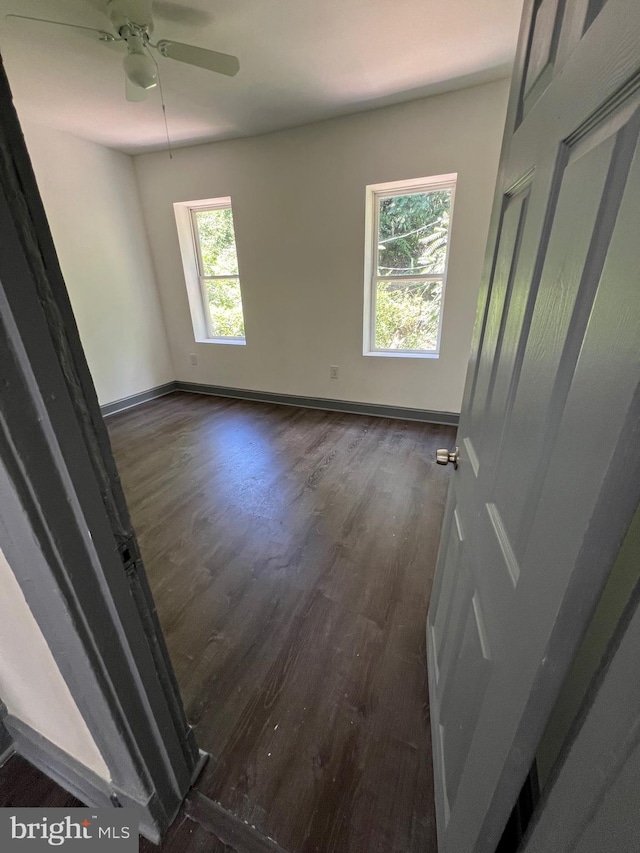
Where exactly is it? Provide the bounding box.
[118,537,140,572]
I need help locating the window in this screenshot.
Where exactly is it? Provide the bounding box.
[174,197,246,344]
[191,201,245,341]
[364,174,456,357]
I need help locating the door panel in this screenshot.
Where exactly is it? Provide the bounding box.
[431,501,463,678]
[491,120,628,556]
[434,548,471,701]
[522,0,564,114]
[474,158,561,480]
[584,0,608,31]
[524,0,559,93]
[466,187,530,453]
[440,584,492,812]
[427,0,640,850]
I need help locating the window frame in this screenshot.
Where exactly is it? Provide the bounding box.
[189,199,246,344]
[363,174,457,359]
[173,196,247,346]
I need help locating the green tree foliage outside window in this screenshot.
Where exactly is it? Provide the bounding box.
[374,189,451,351]
[195,208,245,338]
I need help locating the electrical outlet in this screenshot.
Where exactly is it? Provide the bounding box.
[190,353,198,365]
[330,365,339,380]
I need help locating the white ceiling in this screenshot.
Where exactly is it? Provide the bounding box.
[0,0,523,154]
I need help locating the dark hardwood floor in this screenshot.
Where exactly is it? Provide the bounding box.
[2,392,455,852]
[0,755,229,853]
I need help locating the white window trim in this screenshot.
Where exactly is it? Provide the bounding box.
[174,196,246,345]
[363,173,457,359]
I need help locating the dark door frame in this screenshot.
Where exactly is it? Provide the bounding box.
[0,55,206,843]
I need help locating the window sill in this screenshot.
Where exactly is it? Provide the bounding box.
[198,338,246,346]
[363,350,439,359]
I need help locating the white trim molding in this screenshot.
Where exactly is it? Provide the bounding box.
[174,196,246,345]
[363,173,457,359]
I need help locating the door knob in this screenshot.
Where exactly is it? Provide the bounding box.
[436,447,459,469]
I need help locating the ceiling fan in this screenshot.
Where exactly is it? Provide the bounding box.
[6,0,240,102]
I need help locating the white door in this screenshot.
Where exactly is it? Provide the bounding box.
[427,0,640,850]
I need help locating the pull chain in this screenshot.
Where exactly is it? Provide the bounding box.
[146,45,173,159]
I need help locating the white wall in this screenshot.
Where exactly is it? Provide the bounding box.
[134,78,509,414]
[21,121,174,406]
[0,548,110,780]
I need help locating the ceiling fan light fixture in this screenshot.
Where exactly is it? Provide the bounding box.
[123,51,157,90]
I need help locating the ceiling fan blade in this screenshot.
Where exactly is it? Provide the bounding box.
[125,75,149,102]
[4,13,116,41]
[156,40,239,77]
[153,2,212,27]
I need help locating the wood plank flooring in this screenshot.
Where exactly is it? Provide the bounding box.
[0,755,230,853]
[2,392,455,852]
